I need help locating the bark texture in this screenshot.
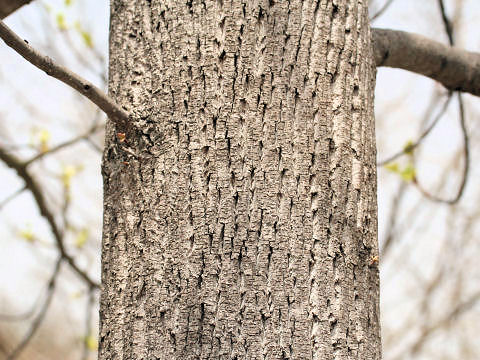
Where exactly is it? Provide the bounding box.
[100,0,380,359]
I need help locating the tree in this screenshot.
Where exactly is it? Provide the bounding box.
[1,0,480,359]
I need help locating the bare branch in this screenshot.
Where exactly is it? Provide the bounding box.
[0,146,99,288]
[378,92,453,166]
[370,0,396,21]
[438,0,454,45]
[81,288,96,360]
[0,185,26,211]
[415,94,469,205]
[380,181,406,257]
[412,6,470,204]
[0,288,39,321]
[407,290,480,357]
[0,0,32,20]
[0,20,130,129]
[373,28,480,97]
[24,122,103,167]
[5,257,61,360]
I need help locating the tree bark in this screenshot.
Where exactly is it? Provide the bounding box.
[100,0,380,359]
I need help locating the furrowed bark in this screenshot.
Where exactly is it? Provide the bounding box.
[100,1,380,359]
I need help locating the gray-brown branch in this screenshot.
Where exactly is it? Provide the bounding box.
[0,0,32,19]
[373,28,480,97]
[0,146,99,289]
[0,20,130,129]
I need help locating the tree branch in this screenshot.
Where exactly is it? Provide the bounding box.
[0,0,32,19]
[0,146,99,289]
[373,28,480,97]
[407,289,480,357]
[0,20,130,129]
[378,92,453,166]
[370,0,396,21]
[24,121,103,167]
[5,257,62,360]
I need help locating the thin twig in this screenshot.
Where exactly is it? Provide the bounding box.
[60,25,107,85]
[413,3,470,204]
[0,145,99,288]
[0,0,32,19]
[380,181,406,257]
[370,0,396,21]
[6,257,62,360]
[378,92,453,166]
[0,290,40,322]
[85,137,103,153]
[0,20,130,129]
[0,185,26,211]
[407,289,480,357]
[438,0,454,46]
[81,288,96,360]
[415,93,469,204]
[24,122,103,167]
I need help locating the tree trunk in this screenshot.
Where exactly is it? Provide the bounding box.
[99,0,380,359]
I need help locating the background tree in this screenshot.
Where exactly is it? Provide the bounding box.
[0,0,479,359]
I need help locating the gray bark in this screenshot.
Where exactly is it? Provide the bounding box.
[99,0,380,359]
